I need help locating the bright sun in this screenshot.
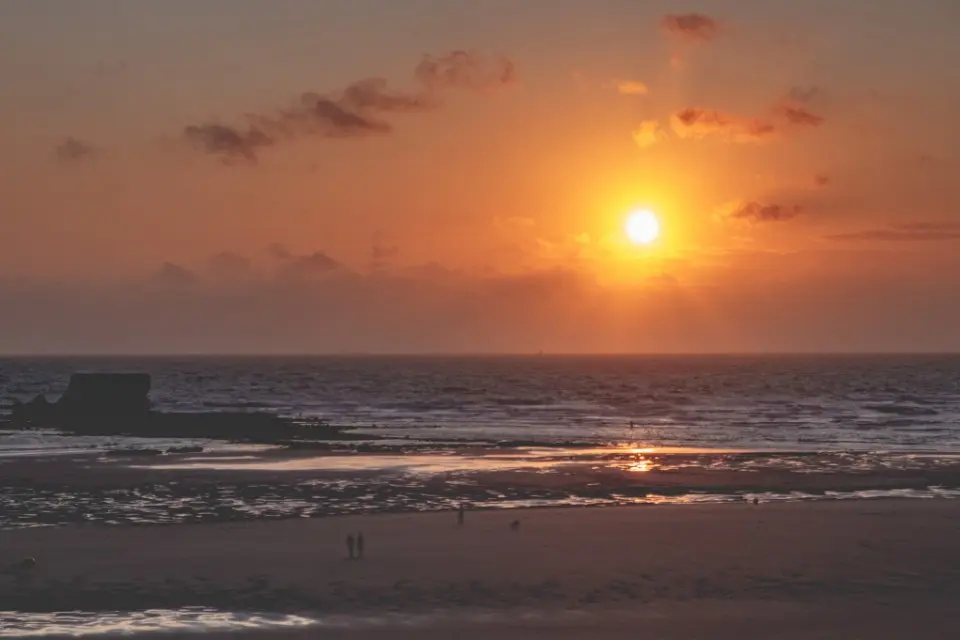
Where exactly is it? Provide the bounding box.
[625,209,661,245]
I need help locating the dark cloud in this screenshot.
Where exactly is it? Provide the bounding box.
[55,137,96,163]
[786,86,822,104]
[154,262,197,287]
[774,87,826,127]
[183,124,272,164]
[267,243,292,260]
[776,104,825,126]
[667,89,825,146]
[371,243,399,265]
[341,77,433,111]
[307,97,392,135]
[661,13,721,41]
[414,51,517,90]
[722,201,802,223]
[277,250,343,280]
[826,223,960,242]
[184,50,517,164]
[207,251,253,280]
[671,108,776,142]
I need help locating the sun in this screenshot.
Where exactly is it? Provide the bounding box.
[625,209,661,245]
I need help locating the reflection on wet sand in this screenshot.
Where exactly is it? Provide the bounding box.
[1,445,959,530]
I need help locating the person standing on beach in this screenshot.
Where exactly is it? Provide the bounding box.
[457,503,465,525]
[356,532,365,559]
[346,533,355,560]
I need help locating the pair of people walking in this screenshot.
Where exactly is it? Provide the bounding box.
[346,532,365,560]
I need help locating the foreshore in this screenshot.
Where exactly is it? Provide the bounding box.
[2,500,959,638]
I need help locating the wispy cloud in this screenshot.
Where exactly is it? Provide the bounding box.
[183,124,272,164]
[414,51,517,90]
[661,13,721,42]
[666,89,826,145]
[154,262,197,287]
[826,222,960,242]
[717,201,802,223]
[184,51,516,164]
[773,87,826,127]
[55,137,96,163]
[670,108,776,143]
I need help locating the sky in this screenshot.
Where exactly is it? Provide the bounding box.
[1,0,959,354]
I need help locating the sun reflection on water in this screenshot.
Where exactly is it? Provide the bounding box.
[621,446,658,472]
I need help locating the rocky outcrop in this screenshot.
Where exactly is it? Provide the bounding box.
[58,373,151,418]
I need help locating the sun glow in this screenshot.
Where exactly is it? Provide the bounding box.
[625,210,661,245]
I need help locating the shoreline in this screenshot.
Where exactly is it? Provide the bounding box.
[2,500,959,637]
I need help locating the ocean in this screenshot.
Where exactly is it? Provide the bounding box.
[3,354,960,452]
[2,354,960,532]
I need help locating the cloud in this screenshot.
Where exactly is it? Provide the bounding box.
[775,104,825,126]
[666,90,825,145]
[267,243,293,260]
[55,137,96,163]
[661,13,721,42]
[207,251,254,280]
[184,50,517,163]
[773,87,826,127]
[632,119,666,148]
[154,262,197,287]
[718,201,802,223]
[414,50,517,91]
[183,124,272,164]
[370,241,400,272]
[277,250,343,280]
[615,80,649,96]
[670,108,776,143]
[306,96,392,135]
[814,173,831,187]
[825,222,960,242]
[341,77,433,112]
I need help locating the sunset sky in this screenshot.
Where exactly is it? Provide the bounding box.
[1,0,959,353]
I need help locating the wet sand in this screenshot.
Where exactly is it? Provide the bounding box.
[4,448,960,529]
[2,500,959,638]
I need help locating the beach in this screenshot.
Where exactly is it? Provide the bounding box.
[3,500,959,638]
[3,356,960,637]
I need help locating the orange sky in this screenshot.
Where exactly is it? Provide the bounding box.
[1,1,959,353]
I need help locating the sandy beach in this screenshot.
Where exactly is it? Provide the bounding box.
[3,499,959,638]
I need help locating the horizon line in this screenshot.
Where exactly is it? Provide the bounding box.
[1,351,959,358]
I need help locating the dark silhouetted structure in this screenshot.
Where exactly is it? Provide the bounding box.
[59,373,152,419]
[4,372,369,443]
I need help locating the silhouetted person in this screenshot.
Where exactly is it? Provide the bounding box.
[753,497,759,505]
[457,503,465,525]
[357,532,365,559]
[510,519,520,531]
[346,534,355,560]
